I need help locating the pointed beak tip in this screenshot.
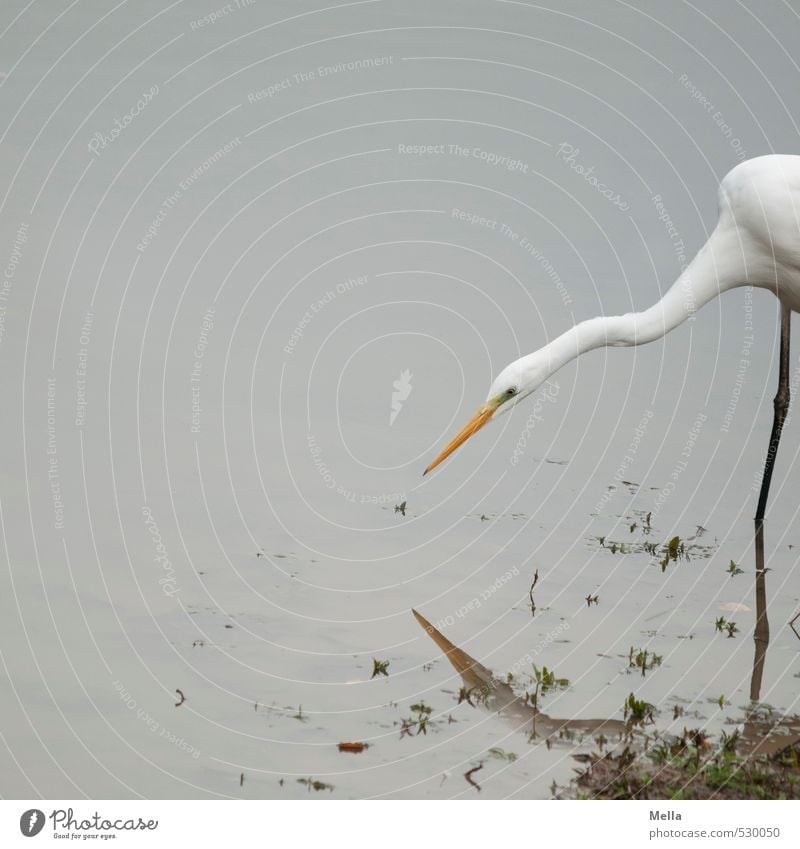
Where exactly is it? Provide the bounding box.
[423,401,495,476]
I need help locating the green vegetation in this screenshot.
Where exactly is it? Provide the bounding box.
[572,728,800,799]
[592,523,713,571]
[660,536,686,571]
[457,685,489,707]
[728,559,744,576]
[628,646,663,676]
[623,692,656,727]
[715,617,738,638]
[488,747,518,762]
[527,665,569,738]
[529,665,569,698]
[297,777,334,792]
[400,700,434,736]
[371,658,390,678]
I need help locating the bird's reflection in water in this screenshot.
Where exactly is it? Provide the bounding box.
[413,517,800,762]
[412,608,626,742]
[750,522,770,703]
[743,522,800,756]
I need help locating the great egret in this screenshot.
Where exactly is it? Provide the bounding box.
[424,154,798,528]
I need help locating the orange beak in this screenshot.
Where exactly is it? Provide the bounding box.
[423,401,497,475]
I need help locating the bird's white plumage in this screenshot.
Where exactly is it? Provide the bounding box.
[491,154,800,407]
[424,155,800,474]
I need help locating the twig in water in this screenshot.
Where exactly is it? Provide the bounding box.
[464,763,484,792]
[529,569,539,617]
[791,610,800,641]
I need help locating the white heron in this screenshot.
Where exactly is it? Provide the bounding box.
[425,154,799,531]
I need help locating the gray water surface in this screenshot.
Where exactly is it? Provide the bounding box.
[0,0,798,799]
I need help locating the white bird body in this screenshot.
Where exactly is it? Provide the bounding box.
[425,154,800,475]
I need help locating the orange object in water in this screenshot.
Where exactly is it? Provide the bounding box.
[337,741,369,753]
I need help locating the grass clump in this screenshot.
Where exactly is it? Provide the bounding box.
[573,728,800,799]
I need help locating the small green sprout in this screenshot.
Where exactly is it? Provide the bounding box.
[488,747,518,762]
[371,658,390,678]
[628,647,663,676]
[297,777,334,792]
[623,692,656,726]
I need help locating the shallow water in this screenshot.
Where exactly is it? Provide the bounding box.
[1,0,799,799]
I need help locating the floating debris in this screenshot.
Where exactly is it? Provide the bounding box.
[464,763,484,792]
[394,501,406,516]
[727,559,744,576]
[337,741,369,753]
[174,689,185,708]
[408,701,432,735]
[488,746,518,762]
[297,777,334,793]
[371,658,390,679]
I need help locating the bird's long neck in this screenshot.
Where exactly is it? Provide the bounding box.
[534,224,744,378]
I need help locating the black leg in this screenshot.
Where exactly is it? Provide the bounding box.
[755,305,791,527]
[750,305,793,695]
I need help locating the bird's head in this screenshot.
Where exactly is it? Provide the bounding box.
[423,353,547,475]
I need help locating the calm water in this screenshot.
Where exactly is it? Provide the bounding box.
[1,0,798,799]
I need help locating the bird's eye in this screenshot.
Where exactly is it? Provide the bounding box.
[507,388,516,396]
